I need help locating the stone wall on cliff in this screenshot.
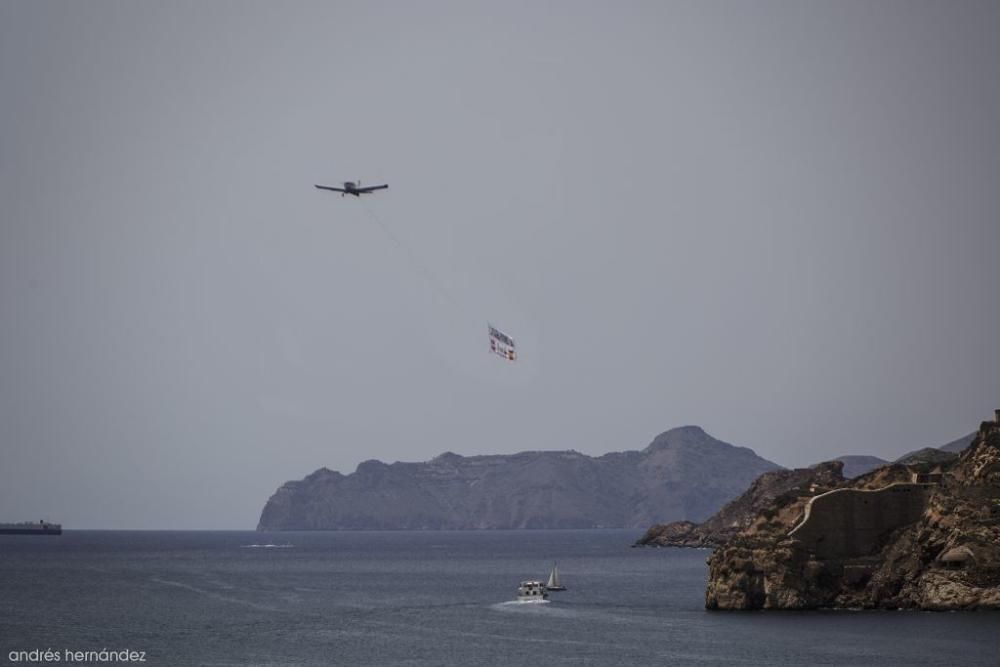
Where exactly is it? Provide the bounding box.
[705,417,1000,611]
[635,462,845,548]
[788,483,931,559]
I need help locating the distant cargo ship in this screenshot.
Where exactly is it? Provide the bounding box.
[0,521,62,535]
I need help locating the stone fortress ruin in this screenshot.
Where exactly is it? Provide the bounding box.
[788,409,1000,565]
[788,482,931,560]
[705,410,1000,609]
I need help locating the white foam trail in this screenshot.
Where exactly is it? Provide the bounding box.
[490,599,551,611]
[149,577,280,612]
[490,601,639,622]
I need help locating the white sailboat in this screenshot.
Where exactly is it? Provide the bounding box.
[546,562,566,591]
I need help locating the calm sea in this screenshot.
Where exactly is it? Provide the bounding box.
[1,530,996,666]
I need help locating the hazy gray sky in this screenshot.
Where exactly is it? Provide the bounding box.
[2,1,998,528]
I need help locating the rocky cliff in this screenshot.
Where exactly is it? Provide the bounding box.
[894,447,959,466]
[257,426,781,530]
[635,462,846,548]
[705,420,1000,610]
[831,455,888,479]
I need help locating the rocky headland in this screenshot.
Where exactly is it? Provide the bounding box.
[257,426,781,530]
[635,461,846,548]
[704,418,1000,610]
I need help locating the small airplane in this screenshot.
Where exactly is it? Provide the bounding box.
[314,180,388,197]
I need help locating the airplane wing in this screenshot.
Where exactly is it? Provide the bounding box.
[355,184,389,193]
[315,184,347,193]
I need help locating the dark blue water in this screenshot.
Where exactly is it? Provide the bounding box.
[1,530,996,666]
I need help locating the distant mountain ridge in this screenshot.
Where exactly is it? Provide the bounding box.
[826,432,975,479]
[939,432,977,453]
[257,426,782,530]
[893,432,976,462]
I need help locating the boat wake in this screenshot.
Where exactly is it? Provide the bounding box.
[491,601,627,622]
[491,600,551,610]
[240,543,294,549]
[149,577,280,612]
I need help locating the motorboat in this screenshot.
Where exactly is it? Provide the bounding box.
[516,580,549,602]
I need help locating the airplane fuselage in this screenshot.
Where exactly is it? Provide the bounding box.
[314,181,388,197]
